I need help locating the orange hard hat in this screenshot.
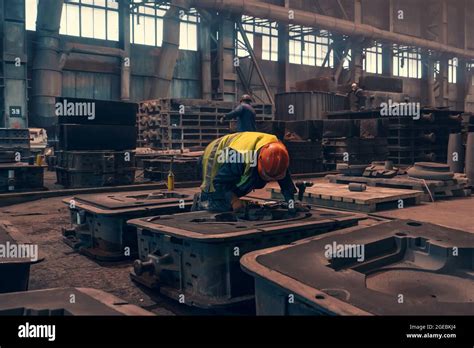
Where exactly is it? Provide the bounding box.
[258,141,290,181]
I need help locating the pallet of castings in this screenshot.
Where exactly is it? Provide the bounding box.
[269,182,422,213]
[326,173,471,202]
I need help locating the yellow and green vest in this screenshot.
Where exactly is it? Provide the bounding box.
[201,132,278,193]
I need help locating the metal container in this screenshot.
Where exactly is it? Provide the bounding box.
[62,188,198,261]
[0,162,44,193]
[241,220,474,315]
[0,288,153,315]
[55,150,136,188]
[275,92,347,121]
[128,206,363,309]
[0,224,43,293]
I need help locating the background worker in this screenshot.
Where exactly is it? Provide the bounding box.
[348,82,366,111]
[194,132,306,213]
[220,94,257,132]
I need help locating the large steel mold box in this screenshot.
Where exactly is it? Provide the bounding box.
[0,288,153,315]
[0,163,44,193]
[241,220,474,315]
[0,225,43,293]
[128,207,363,309]
[62,189,197,261]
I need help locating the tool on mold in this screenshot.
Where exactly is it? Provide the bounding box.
[167,156,175,191]
[295,181,314,202]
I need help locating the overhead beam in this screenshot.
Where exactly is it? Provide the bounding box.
[191,0,474,59]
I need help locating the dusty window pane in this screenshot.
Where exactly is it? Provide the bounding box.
[81,6,94,38]
[26,0,38,31]
[107,10,119,41]
[144,16,156,46]
[93,8,106,39]
[64,4,80,36]
[95,0,106,7]
[134,15,145,45]
[156,18,164,46]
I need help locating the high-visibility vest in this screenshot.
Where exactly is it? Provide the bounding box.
[201,132,278,193]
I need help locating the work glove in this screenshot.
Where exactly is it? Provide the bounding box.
[230,193,247,213]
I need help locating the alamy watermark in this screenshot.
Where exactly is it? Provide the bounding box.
[55,99,95,120]
[380,99,420,120]
[324,241,365,262]
[216,148,257,167]
[0,242,38,262]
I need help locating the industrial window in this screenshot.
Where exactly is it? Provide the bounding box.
[342,49,352,70]
[25,0,38,31]
[363,43,383,74]
[179,9,199,51]
[289,26,333,67]
[130,2,198,51]
[448,58,458,84]
[434,61,440,79]
[130,2,167,46]
[236,16,278,61]
[393,47,422,79]
[58,0,119,41]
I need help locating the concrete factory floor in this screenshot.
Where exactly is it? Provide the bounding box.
[0,177,472,315]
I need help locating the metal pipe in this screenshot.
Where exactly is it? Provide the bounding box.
[199,10,213,100]
[31,0,64,133]
[192,0,474,59]
[152,0,192,98]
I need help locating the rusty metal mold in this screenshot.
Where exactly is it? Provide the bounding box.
[0,288,153,315]
[128,206,363,309]
[0,225,43,293]
[241,220,474,315]
[62,188,197,262]
[0,163,44,193]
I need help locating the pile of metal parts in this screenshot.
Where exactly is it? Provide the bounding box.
[322,118,388,170]
[329,160,470,201]
[0,129,44,193]
[325,108,464,166]
[241,219,474,315]
[55,98,137,188]
[137,98,273,149]
[128,204,363,308]
[62,188,197,261]
[387,108,463,165]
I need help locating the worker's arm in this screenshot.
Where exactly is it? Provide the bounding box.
[209,161,246,211]
[277,170,297,203]
[223,104,244,121]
